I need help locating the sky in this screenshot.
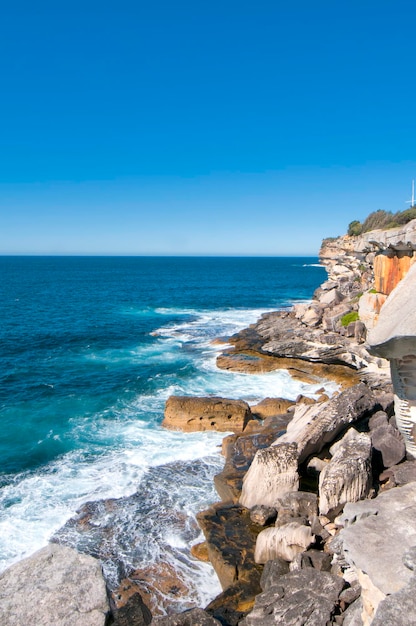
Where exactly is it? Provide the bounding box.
[1,0,416,255]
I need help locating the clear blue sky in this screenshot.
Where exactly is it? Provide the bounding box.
[1,0,416,255]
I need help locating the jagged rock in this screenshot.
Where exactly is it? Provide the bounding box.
[239,444,299,509]
[110,579,152,625]
[298,549,332,572]
[275,491,318,522]
[342,598,364,626]
[370,422,406,468]
[276,383,375,463]
[0,543,109,626]
[254,522,315,564]
[216,422,290,502]
[322,303,352,332]
[334,482,416,624]
[196,503,262,591]
[358,291,387,330]
[163,396,252,433]
[379,460,416,488]
[250,506,277,526]
[372,573,416,626]
[260,559,290,590]
[301,304,323,327]
[240,569,344,626]
[319,288,344,306]
[205,582,259,626]
[319,429,372,516]
[368,410,389,430]
[151,608,221,625]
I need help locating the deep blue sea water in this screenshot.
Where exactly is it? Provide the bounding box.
[0,256,328,606]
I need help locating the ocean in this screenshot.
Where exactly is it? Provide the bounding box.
[0,256,329,609]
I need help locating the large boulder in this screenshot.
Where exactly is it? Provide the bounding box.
[276,382,375,463]
[163,396,252,433]
[239,444,299,509]
[0,543,109,626]
[254,522,315,564]
[241,569,344,626]
[318,429,372,516]
[151,608,222,625]
[333,482,416,624]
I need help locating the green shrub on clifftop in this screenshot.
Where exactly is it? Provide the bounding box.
[340,311,359,327]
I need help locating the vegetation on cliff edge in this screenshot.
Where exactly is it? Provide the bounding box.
[347,206,416,236]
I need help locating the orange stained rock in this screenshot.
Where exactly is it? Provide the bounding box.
[374,254,416,295]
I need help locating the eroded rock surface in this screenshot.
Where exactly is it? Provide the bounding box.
[163,396,252,433]
[241,569,344,626]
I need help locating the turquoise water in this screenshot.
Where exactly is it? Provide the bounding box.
[0,256,328,604]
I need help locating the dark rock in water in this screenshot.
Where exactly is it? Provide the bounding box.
[151,607,221,625]
[52,458,222,614]
[240,569,344,626]
[110,578,152,625]
[196,503,262,592]
[205,582,260,626]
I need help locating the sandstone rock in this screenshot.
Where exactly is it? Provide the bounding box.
[241,569,345,626]
[374,252,414,295]
[190,542,210,562]
[368,410,389,430]
[318,288,344,306]
[163,396,252,433]
[301,304,323,327]
[250,397,294,419]
[239,444,299,509]
[322,303,352,332]
[342,598,364,626]
[205,582,259,626]
[254,522,315,564]
[319,429,372,516]
[0,543,109,626]
[334,482,416,623]
[276,383,375,463]
[151,608,222,625]
[358,291,387,330]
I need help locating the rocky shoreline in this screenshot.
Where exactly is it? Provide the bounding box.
[2,221,416,625]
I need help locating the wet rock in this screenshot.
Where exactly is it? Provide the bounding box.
[0,543,109,626]
[205,582,259,626]
[319,429,372,516]
[190,542,210,562]
[110,579,152,625]
[254,521,315,564]
[239,443,299,509]
[151,608,221,625]
[196,503,262,591]
[163,396,252,433]
[129,562,191,616]
[241,569,345,626]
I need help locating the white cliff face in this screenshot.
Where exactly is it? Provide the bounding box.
[391,356,416,458]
